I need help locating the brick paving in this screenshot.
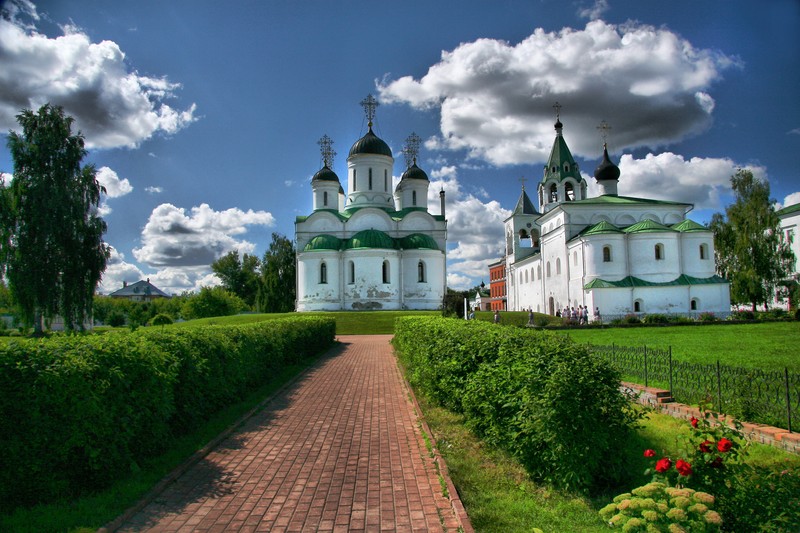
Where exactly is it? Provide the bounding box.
[113,335,462,532]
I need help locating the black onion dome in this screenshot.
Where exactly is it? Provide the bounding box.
[311,165,340,182]
[594,146,620,181]
[554,118,563,130]
[348,127,392,157]
[400,162,429,181]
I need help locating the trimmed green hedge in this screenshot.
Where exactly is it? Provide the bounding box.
[0,316,335,509]
[393,316,640,493]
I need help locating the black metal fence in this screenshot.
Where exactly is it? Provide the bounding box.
[589,343,798,432]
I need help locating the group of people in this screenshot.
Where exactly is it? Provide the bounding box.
[476,306,602,325]
[555,305,600,324]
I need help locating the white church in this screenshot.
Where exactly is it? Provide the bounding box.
[504,109,731,318]
[295,95,447,311]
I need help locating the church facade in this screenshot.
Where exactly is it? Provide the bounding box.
[295,96,447,311]
[504,113,730,318]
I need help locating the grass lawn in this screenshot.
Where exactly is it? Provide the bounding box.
[171,310,440,335]
[421,394,800,533]
[560,321,800,371]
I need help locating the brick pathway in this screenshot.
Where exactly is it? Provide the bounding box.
[113,335,462,532]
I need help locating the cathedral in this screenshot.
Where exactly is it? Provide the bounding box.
[295,95,447,311]
[503,108,731,318]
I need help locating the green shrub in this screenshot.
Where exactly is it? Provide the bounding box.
[106,309,126,327]
[698,312,717,322]
[643,314,670,325]
[624,314,642,324]
[394,316,642,493]
[731,310,755,321]
[0,316,335,510]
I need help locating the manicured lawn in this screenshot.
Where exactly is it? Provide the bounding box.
[562,321,800,371]
[172,310,440,335]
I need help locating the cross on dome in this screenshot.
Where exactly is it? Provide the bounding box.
[360,94,379,127]
[317,134,335,168]
[519,175,527,190]
[553,101,562,120]
[403,132,421,168]
[597,120,612,147]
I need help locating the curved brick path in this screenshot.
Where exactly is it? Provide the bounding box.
[112,335,463,532]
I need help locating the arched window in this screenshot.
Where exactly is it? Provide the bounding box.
[655,243,664,260]
[634,300,642,313]
[556,258,561,275]
[382,260,390,283]
[352,169,357,190]
[320,262,327,284]
[537,265,542,280]
[525,270,528,283]
[691,298,698,311]
[348,261,355,284]
[549,183,558,203]
[384,169,388,191]
[573,251,578,266]
[368,168,373,190]
[418,260,426,282]
[699,243,708,260]
[603,246,612,263]
[565,182,575,201]
[323,191,328,207]
[546,261,551,277]
[412,190,417,206]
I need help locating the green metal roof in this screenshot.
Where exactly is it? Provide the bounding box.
[584,274,728,290]
[581,220,623,236]
[399,233,440,250]
[512,188,538,215]
[623,219,677,234]
[571,195,691,207]
[296,207,445,224]
[303,234,342,251]
[777,203,800,217]
[348,127,392,158]
[542,121,582,184]
[343,229,397,250]
[671,219,709,232]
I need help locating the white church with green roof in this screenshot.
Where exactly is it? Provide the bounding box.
[295,95,447,311]
[504,110,730,317]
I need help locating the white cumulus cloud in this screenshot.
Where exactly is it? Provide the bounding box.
[378,20,739,166]
[132,203,275,268]
[0,7,197,148]
[613,153,764,210]
[426,168,510,290]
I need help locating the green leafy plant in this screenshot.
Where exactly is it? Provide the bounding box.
[599,482,722,532]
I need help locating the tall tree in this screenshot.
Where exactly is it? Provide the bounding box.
[256,233,296,313]
[709,169,795,311]
[211,250,261,308]
[2,104,109,332]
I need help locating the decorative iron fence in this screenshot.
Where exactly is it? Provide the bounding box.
[589,343,798,432]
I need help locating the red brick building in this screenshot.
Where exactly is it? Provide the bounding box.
[488,259,507,311]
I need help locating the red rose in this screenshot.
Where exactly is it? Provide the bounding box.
[655,457,672,473]
[717,438,733,453]
[699,440,712,453]
[644,449,656,458]
[690,417,698,428]
[676,459,693,477]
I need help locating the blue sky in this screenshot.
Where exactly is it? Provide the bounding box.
[1,0,798,294]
